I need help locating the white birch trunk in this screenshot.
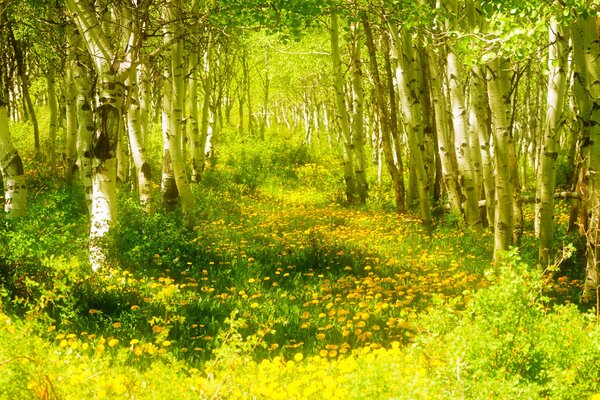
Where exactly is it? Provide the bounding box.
[47,69,59,173]
[330,11,357,204]
[65,25,78,182]
[487,57,514,262]
[66,0,132,271]
[445,0,481,228]
[200,35,214,172]
[572,15,600,304]
[363,15,405,212]
[427,49,462,215]
[73,49,94,214]
[127,65,153,211]
[389,23,432,226]
[189,39,201,182]
[349,19,368,203]
[537,21,569,266]
[0,103,27,218]
[469,66,495,227]
[163,0,195,227]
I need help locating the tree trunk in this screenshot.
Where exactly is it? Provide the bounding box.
[426,48,462,215]
[8,24,40,155]
[116,122,129,184]
[330,11,357,204]
[445,0,481,229]
[469,66,495,227]
[572,15,600,304]
[389,22,432,227]
[163,0,195,227]
[66,0,132,271]
[537,21,569,267]
[200,31,214,174]
[46,69,59,174]
[72,40,94,214]
[466,0,494,227]
[64,25,79,182]
[0,102,27,218]
[349,18,368,204]
[363,15,405,212]
[487,57,514,262]
[126,64,153,211]
[189,36,201,182]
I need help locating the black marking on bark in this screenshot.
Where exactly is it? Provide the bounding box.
[141,162,152,180]
[91,104,119,161]
[12,154,24,175]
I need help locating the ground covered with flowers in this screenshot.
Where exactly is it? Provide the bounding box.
[0,134,598,399]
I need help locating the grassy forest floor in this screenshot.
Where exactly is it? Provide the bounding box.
[1,123,600,399]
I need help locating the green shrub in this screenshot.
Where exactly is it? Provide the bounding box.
[414,249,600,399]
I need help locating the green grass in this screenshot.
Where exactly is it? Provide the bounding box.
[0,122,596,399]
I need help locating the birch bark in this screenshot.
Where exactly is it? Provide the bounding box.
[0,101,27,218]
[389,23,432,227]
[330,11,357,204]
[537,21,569,266]
[487,57,514,262]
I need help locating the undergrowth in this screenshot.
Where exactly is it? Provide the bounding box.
[0,124,595,399]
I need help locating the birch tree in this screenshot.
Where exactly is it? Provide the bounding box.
[445,0,481,229]
[571,13,600,304]
[362,13,405,212]
[426,46,462,216]
[388,21,432,227]
[162,0,195,227]
[348,12,368,204]
[487,56,515,262]
[329,10,357,204]
[70,26,95,214]
[536,21,569,267]
[464,0,497,229]
[0,97,27,218]
[65,0,135,271]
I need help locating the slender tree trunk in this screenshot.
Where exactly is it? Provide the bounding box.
[445,0,481,229]
[537,21,569,267]
[138,64,151,150]
[9,25,40,155]
[349,18,368,203]
[259,47,270,139]
[66,0,132,270]
[487,57,514,262]
[127,64,153,211]
[116,122,129,184]
[426,48,462,215]
[466,0,494,227]
[242,47,254,137]
[89,76,121,271]
[65,25,79,182]
[447,56,480,227]
[163,0,195,227]
[363,16,405,212]
[161,102,179,210]
[470,68,495,226]
[330,11,357,204]
[0,101,27,218]
[189,36,201,182]
[72,42,94,214]
[389,22,432,227]
[199,31,214,174]
[572,15,600,304]
[45,4,59,174]
[46,69,59,174]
